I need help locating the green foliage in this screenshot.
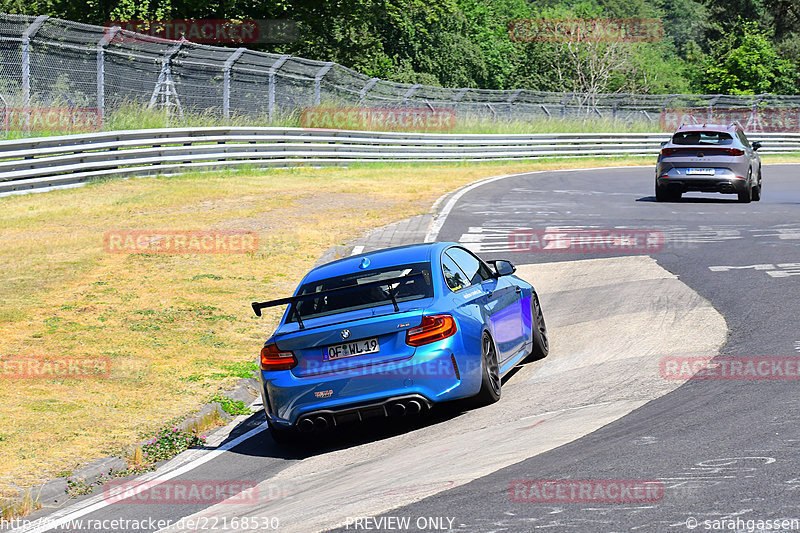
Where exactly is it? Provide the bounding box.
[2,0,798,95]
[210,394,251,415]
[140,427,204,463]
[700,19,795,94]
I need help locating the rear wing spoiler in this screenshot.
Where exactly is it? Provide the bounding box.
[251,272,429,329]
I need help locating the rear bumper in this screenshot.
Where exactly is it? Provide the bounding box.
[657,168,748,194]
[292,394,432,432]
[260,344,479,427]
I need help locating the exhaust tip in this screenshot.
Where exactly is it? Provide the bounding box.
[388,402,406,416]
[297,418,315,433]
[314,416,330,430]
[407,399,422,415]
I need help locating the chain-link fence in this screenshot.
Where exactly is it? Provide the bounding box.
[3,13,800,130]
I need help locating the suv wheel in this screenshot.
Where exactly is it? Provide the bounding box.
[738,170,753,203]
[752,169,762,201]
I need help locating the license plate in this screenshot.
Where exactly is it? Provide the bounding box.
[686,168,715,175]
[324,337,379,361]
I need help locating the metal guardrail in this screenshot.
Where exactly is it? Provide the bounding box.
[2,128,799,195]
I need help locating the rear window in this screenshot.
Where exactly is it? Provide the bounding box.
[289,262,433,321]
[672,131,733,145]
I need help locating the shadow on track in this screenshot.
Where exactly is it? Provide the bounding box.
[213,370,526,460]
[636,195,741,203]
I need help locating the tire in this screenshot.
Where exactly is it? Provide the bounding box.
[657,185,680,202]
[527,292,549,361]
[752,169,762,201]
[738,170,753,203]
[473,332,501,406]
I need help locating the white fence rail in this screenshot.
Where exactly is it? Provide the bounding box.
[2,128,799,195]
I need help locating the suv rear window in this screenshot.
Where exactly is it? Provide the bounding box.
[290,262,433,321]
[672,131,733,145]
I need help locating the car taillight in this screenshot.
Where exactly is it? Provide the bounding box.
[406,315,457,347]
[660,148,679,156]
[727,148,744,156]
[260,343,297,371]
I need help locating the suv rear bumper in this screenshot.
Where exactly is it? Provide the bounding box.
[657,168,748,194]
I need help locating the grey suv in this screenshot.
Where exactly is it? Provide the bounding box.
[656,123,762,203]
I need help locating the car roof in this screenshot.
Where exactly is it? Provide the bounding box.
[674,123,741,133]
[301,242,454,285]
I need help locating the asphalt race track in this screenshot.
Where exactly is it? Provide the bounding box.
[9,164,800,533]
[372,164,800,531]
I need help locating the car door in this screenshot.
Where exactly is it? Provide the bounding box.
[445,247,525,361]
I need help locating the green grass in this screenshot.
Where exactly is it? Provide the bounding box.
[210,394,252,416]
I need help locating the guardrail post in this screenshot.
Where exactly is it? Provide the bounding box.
[268,54,290,121]
[401,84,421,106]
[97,26,120,123]
[222,48,246,120]
[745,93,768,132]
[560,93,573,118]
[662,94,676,112]
[149,39,186,121]
[707,94,722,122]
[506,89,522,120]
[313,62,335,106]
[0,92,7,139]
[540,104,550,117]
[452,88,469,118]
[358,78,379,106]
[21,15,49,107]
[453,88,469,104]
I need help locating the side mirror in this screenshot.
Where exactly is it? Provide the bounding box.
[752,141,762,151]
[491,260,516,277]
[660,141,667,147]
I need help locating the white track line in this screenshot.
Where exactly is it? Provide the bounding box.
[13,422,268,533]
[424,165,651,243]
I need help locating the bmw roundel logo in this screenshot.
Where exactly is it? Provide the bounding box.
[341,329,351,339]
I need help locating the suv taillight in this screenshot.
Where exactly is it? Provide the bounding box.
[661,148,679,156]
[727,148,745,156]
[260,343,297,371]
[406,315,457,346]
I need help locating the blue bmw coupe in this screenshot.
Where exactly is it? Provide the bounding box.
[251,242,548,442]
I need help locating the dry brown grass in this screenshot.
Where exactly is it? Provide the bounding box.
[1,155,797,502]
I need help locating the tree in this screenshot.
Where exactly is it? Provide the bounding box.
[700,19,794,94]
